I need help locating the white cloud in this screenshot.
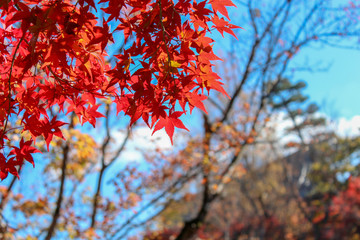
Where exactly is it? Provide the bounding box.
[131,127,172,150]
[337,116,360,138]
[109,113,360,164]
[265,113,360,147]
[264,112,299,144]
[109,126,173,163]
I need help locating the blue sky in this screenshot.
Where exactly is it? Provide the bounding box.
[214,0,360,122]
[294,46,360,120]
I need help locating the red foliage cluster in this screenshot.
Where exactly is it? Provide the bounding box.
[0,0,239,180]
[322,177,360,238]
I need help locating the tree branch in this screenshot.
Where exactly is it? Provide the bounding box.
[44,115,74,240]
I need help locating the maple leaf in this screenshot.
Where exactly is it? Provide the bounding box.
[0,154,8,180]
[0,154,19,180]
[42,117,67,151]
[198,50,222,64]
[99,0,126,21]
[212,15,241,39]
[24,115,46,141]
[81,104,105,127]
[187,92,208,113]
[9,138,41,167]
[152,111,189,145]
[210,0,236,20]
[87,19,114,52]
[5,4,31,28]
[150,104,168,128]
[78,0,96,9]
[190,0,212,30]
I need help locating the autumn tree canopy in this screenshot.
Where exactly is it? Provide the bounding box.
[0,0,238,179]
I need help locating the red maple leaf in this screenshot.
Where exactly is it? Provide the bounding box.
[0,155,20,180]
[9,138,41,168]
[212,15,241,39]
[42,117,67,151]
[78,0,96,9]
[152,111,189,145]
[187,92,208,113]
[81,104,105,127]
[0,154,9,180]
[87,19,114,52]
[210,0,236,20]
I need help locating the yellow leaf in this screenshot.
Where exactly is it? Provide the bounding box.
[170,60,181,68]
